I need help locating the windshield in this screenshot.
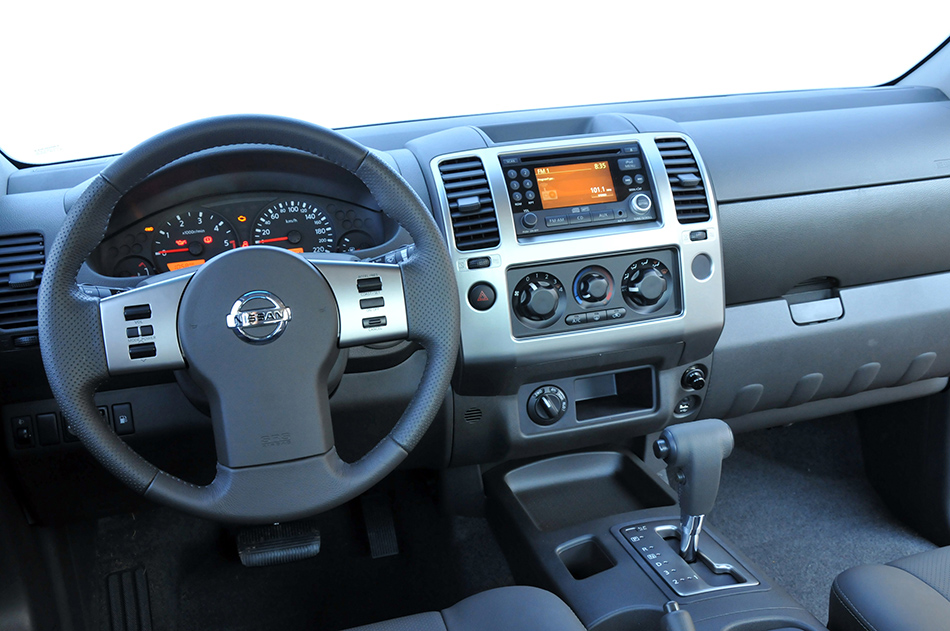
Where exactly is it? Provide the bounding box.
[3,2,949,165]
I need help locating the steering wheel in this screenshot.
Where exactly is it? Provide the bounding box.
[37,115,460,523]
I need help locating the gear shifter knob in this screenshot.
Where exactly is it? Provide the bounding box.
[654,419,734,562]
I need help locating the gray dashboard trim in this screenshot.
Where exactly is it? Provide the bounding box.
[429,133,725,390]
[685,101,950,203]
[718,176,950,305]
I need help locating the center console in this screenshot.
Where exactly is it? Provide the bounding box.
[483,423,828,631]
[419,129,725,463]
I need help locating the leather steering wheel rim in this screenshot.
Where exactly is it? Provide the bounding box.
[37,115,460,523]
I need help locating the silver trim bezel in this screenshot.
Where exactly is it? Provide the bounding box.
[429,133,725,374]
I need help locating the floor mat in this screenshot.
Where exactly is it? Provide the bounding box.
[708,414,936,624]
[69,472,513,631]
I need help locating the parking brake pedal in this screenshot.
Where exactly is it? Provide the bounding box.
[236,520,321,567]
[361,492,399,558]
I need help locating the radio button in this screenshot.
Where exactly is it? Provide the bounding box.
[591,210,614,222]
[619,157,643,171]
[525,191,536,201]
[510,180,520,191]
[520,168,531,178]
[569,212,591,225]
[630,194,653,215]
[635,174,646,185]
[622,175,634,186]
[523,180,533,189]
[507,169,518,179]
[522,212,539,228]
[512,192,523,202]
[545,216,569,227]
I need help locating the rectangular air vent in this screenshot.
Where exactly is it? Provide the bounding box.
[655,138,710,223]
[0,233,45,330]
[439,157,500,251]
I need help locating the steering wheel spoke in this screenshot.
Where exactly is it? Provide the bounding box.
[98,274,189,375]
[313,260,409,347]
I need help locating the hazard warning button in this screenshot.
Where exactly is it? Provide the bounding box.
[467,283,496,311]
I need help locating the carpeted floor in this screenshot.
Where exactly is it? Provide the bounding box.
[708,414,936,624]
[68,471,513,631]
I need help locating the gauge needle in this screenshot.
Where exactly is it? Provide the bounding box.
[156,247,190,254]
[258,237,290,244]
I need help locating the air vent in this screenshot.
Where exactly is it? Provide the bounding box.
[0,233,45,330]
[656,138,710,223]
[439,157,500,251]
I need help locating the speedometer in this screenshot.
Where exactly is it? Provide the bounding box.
[252,199,335,253]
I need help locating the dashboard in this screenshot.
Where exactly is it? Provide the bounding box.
[91,192,389,277]
[5,82,950,523]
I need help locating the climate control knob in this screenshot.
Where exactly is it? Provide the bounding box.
[622,258,673,312]
[513,272,566,326]
[527,385,568,426]
[572,265,613,305]
[628,268,667,305]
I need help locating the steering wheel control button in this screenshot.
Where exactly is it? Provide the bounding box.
[112,404,135,435]
[468,283,497,311]
[359,297,385,309]
[565,313,587,326]
[362,316,388,329]
[226,290,293,344]
[467,257,491,270]
[357,276,383,293]
[140,325,154,336]
[527,386,568,426]
[128,342,157,359]
[123,304,151,321]
[126,327,139,339]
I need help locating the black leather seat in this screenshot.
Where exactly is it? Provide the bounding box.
[829,547,950,631]
[344,586,585,631]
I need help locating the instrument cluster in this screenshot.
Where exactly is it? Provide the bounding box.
[93,192,390,277]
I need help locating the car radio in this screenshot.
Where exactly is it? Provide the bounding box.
[500,144,657,238]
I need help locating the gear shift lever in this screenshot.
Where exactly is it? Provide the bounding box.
[654,419,734,562]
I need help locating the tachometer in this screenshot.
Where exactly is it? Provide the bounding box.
[152,210,237,272]
[252,199,335,253]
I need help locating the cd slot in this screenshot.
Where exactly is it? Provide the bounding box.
[517,147,624,164]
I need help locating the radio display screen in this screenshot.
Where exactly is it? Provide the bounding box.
[535,161,618,210]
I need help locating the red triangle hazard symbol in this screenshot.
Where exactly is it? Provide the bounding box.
[477,291,490,302]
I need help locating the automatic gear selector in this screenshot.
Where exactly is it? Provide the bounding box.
[654,419,734,561]
[618,419,756,598]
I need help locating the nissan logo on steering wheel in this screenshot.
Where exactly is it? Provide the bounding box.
[225,290,293,344]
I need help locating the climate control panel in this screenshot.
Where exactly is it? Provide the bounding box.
[507,249,681,338]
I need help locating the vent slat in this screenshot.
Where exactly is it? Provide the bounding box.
[656,138,710,224]
[0,233,45,331]
[439,158,500,251]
